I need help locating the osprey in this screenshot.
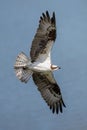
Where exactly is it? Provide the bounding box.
[14,11,66,114]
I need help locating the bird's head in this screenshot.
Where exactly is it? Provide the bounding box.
[51,65,61,71]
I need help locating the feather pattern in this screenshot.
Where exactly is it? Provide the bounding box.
[14,52,33,83]
[32,72,66,114]
[30,11,56,62]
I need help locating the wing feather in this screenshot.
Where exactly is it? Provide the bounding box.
[30,11,56,62]
[32,72,66,114]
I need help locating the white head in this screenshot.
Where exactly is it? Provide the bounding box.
[51,65,61,71]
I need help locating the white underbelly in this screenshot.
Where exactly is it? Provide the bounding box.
[28,62,51,72]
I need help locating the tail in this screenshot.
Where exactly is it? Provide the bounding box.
[14,52,33,83]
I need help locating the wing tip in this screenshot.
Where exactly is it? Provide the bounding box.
[49,83,66,114]
[51,102,66,114]
[51,11,56,25]
[39,11,56,25]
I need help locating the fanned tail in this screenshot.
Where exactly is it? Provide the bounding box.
[14,52,33,83]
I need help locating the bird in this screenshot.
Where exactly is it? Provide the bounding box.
[14,11,66,114]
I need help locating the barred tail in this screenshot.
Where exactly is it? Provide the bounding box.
[14,52,33,83]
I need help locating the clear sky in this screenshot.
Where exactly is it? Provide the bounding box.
[0,0,87,130]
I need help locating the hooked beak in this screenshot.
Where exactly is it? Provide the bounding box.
[58,66,61,69]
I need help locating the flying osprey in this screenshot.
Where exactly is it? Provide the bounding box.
[14,11,66,114]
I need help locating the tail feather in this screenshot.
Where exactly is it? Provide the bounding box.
[15,68,33,83]
[14,52,33,83]
[14,52,30,68]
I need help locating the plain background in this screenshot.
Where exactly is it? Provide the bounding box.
[0,0,87,130]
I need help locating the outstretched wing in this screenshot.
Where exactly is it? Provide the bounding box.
[30,11,56,62]
[32,72,66,114]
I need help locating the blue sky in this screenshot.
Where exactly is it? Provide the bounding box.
[0,0,87,130]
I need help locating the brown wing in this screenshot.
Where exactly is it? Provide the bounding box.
[32,72,66,114]
[30,11,56,62]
